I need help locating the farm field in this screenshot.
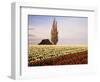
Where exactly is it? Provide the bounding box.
[28,45,88,66]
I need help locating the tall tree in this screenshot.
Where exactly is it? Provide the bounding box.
[51,18,58,45]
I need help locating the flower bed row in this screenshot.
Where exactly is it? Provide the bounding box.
[28,51,88,66]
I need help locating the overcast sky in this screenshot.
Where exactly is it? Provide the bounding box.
[28,15,88,45]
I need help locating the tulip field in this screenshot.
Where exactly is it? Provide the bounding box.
[28,45,88,66]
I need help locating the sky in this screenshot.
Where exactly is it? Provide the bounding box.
[28,15,88,45]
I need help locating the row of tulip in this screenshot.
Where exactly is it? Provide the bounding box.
[28,50,88,66]
[28,45,87,61]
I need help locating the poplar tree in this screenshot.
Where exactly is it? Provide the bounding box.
[51,18,58,45]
